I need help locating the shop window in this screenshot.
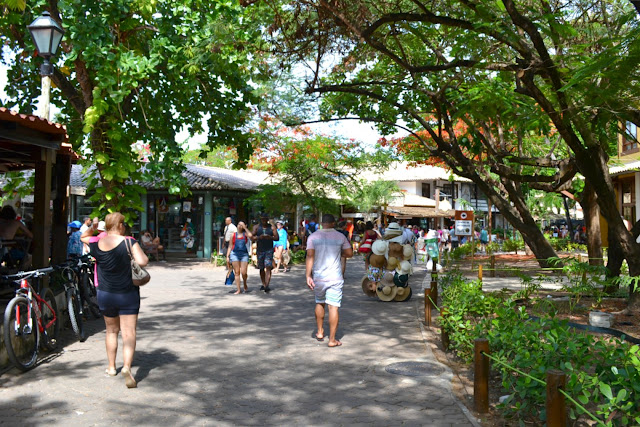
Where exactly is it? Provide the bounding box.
[421,183,431,198]
[623,121,638,154]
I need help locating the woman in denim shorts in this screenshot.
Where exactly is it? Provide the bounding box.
[227,221,252,294]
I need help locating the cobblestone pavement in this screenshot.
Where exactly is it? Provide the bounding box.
[0,257,479,426]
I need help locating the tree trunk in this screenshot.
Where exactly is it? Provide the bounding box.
[562,195,575,242]
[464,173,559,268]
[581,183,603,266]
[572,146,640,310]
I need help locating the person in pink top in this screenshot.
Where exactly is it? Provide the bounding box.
[305,214,354,347]
[89,221,108,287]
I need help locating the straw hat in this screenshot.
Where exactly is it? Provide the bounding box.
[394,285,412,302]
[376,284,398,301]
[361,275,377,298]
[386,256,399,270]
[396,260,412,276]
[388,242,404,259]
[372,240,387,256]
[369,253,386,269]
[384,222,403,239]
[97,221,106,231]
[402,244,414,260]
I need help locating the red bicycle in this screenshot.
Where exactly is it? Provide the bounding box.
[2,266,60,371]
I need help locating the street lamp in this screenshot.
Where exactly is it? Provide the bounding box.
[28,11,64,120]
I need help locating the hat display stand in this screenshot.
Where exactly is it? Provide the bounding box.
[361,234,415,302]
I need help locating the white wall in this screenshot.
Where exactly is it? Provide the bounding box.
[398,181,421,195]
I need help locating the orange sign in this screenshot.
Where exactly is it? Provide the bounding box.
[455,210,474,221]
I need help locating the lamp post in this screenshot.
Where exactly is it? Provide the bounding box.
[28,11,64,121]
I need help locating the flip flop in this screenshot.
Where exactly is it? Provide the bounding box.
[315,334,324,341]
[328,340,342,348]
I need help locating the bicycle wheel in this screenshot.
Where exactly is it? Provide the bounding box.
[40,288,60,351]
[67,287,85,341]
[3,296,39,371]
[82,267,101,318]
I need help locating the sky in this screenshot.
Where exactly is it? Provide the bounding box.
[0,60,391,152]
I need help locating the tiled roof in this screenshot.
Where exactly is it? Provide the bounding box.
[361,162,472,182]
[69,163,267,192]
[0,107,68,138]
[609,159,640,177]
[178,164,268,191]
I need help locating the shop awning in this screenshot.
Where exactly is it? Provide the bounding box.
[384,206,455,218]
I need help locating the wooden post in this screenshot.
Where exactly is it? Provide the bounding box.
[478,264,483,281]
[33,148,53,268]
[424,288,432,326]
[51,154,71,265]
[490,255,496,278]
[546,370,567,427]
[440,308,449,350]
[474,338,490,413]
[430,259,438,307]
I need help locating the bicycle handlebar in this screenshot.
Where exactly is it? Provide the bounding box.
[0,266,55,281]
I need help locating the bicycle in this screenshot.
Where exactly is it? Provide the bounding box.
[55,260,86,342]
[76,255,100,319]
[2,267,61,371]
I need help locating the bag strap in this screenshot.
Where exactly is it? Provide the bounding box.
[125,237,134,260]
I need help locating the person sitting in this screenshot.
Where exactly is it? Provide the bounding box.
[140,229,165,261]
[0,205,33,269]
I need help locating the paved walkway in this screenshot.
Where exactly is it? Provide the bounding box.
[0,257,479,426]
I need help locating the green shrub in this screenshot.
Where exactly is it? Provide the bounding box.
[502,238,523,253]
[485,242,500,255]
[438,270,640,425]
[547,237,571,251]
[290,250,307,264]
[450,242,476,260]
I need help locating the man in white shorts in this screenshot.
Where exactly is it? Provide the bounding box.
[305,214,353,347]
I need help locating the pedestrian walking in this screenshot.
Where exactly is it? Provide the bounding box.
[80,212,148,388]
[223,217,237,269]
[226,221,252,294]
[305,214,354,347]
[273,220,288,273]
[252,213,279,293]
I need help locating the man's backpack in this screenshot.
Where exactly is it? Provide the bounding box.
[306,222,318,237]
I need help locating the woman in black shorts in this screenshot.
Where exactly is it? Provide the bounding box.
[81,212,148,388]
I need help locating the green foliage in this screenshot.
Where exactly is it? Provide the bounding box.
[485,242,500,256]
[502,239,524,253]
[439,271,640,425]
[289,249,307,265]
[181,145,237,168]
[341,179,401,214]
[449,242,476,260]
[439,271,503,361]
[250,126,393,215]
[0,171,34,205]
[0,0,260,218]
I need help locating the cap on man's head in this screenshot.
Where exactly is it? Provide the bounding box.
[260,212,269,219]
[68,220,82,229]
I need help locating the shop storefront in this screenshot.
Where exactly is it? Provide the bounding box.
[68,164,267,260]
[142,193,250,256]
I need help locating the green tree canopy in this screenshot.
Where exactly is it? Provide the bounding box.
[251,0,640,305]
[248,122,397,216]
[1,0,260,220]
